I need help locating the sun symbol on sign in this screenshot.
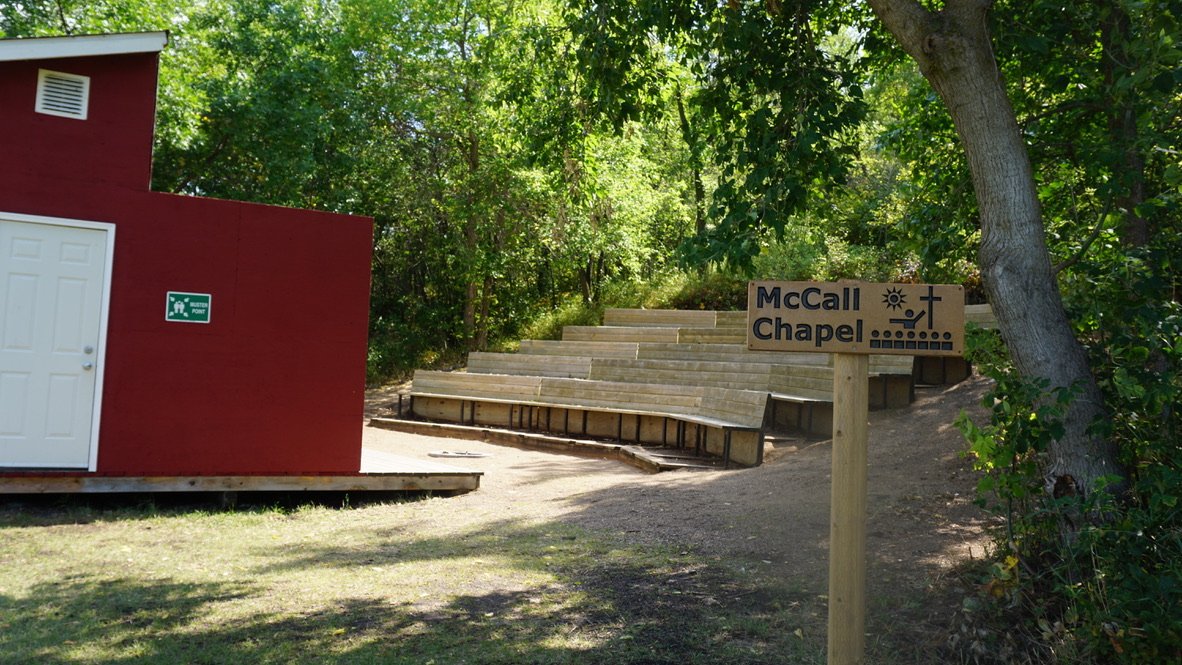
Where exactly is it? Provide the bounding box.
[882,287,906,310]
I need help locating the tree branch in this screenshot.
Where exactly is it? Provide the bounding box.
[54,0,72,35]
[1054,202,1112,274]
[865,0,938,62]
[1018,100,1098,129]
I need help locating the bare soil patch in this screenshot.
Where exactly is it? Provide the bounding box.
[363,374,998,659]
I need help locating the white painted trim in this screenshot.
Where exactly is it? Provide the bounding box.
[0,31,167,63]
[0,210,115,473]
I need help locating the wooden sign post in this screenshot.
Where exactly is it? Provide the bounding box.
[747,281,964,665]
[828,352,869,664]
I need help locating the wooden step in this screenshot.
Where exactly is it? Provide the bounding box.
[603,308,719,328]
[563,325,681,343]
[467,351,592,379]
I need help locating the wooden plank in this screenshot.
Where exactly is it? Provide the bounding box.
[467,352,592,379]
[773,364,832,380]
[965,303,997,329]
[783,374,834,396]
[538,384,703,410]
[867,354,915,374]
[603,308,718,328]
[411,370,542,399]
[677,328,747,344]
[517,340,640,359]
[588,364,772,392]
[637,342,830,366]
[697,388,769,428]
[563,325,681,343]
[715,311,748,328]
[413,370,542,387]
[0,472,481,494]
[828,353,869,665]
[597,357,779,374]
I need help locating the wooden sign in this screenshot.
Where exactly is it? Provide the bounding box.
[747,280,967,664]
[747,281,965,356]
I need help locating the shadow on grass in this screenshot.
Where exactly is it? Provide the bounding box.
[0,492,430,527]
[0,577,255,665]
[0,537,820,665]
[238,517,820,663]
[0,378,996,663]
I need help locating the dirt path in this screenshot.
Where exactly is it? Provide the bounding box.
[363,375,997,656]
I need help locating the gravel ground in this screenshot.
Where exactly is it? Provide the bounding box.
[363,374,998,654]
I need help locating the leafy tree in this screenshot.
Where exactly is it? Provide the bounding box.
[569,0,1141,499]
[566,1,868,271]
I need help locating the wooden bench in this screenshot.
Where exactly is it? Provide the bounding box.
[716,311,747,328]
[603,308,719,328]
[563,325,747,345]
[472,351,911,410]
[517,339,640,359]
[677,327,748,344]
[965,303,997,329]
[523,340,825,365]
[563,325,681,343]
[603,308,748,329]
[410,370,769,467]
[529,339,910,374]
[467,351,593,379]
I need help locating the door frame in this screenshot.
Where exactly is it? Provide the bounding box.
[1,210,115,472]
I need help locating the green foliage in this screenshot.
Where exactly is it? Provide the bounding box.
[957,244,1182,661]
[872,0,1182,285]
[1066,465,1182,662]
[659,270,746,311]
[957,328,1078,530]
[518,268,746,342]
[3,0,708,383]
[566,0,870,271]
[1064,246,1182,467]
[1059,244,1182,662]
[518,295,606,342]
[751,235,825,281]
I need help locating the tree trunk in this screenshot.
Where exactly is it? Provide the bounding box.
[867,0,1125,496]
[1101,2,1149,247]
[675,83,707,236]
[475,274,493,351]
[580,255,593,305]
[459,8,482,353]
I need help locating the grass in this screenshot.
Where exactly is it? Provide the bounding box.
[517,270,748,344]
[0,495,827,665]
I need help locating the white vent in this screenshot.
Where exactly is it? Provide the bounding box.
[35,69,90,120]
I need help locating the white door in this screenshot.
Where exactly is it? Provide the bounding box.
[0,215,113,469]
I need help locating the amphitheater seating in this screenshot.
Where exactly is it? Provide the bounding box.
[410,370,768,467]
[407,305,992,467]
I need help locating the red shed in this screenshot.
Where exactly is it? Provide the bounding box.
[0,32,478,493]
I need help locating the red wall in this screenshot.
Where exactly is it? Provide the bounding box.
[1,50,373,476]
[0,53,158,191]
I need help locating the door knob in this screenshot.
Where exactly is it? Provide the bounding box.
[82,362,94,371]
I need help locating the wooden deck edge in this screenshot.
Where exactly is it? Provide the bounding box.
[371,417,628,456]
[621,446,727,471]
[0,472,481,495]
[368,418,743,473]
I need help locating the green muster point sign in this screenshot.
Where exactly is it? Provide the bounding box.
[166,291,212,324]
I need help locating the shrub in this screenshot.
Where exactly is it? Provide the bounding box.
[955,244,1182,663]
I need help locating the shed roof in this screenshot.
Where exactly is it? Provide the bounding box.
[0,31,167,62]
